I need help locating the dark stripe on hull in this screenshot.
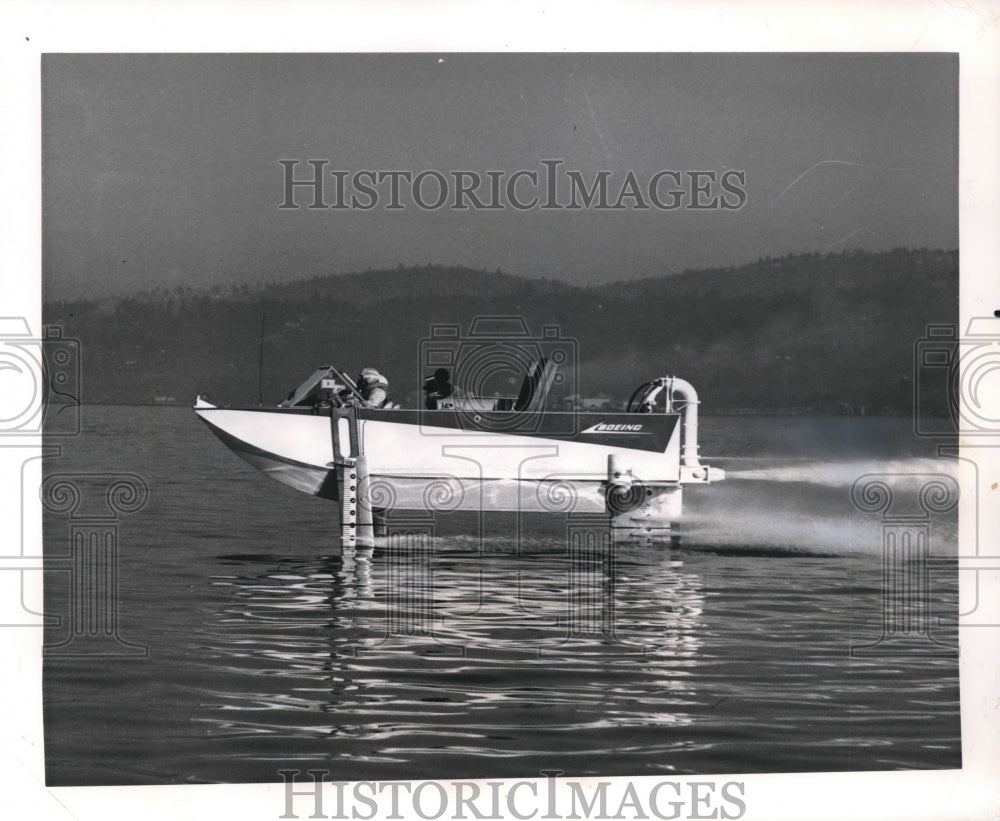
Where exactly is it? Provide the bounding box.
[211,406,680,454]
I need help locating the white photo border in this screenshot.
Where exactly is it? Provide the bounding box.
[2,2,997,820]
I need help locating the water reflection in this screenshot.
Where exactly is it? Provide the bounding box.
[198,533,707,747]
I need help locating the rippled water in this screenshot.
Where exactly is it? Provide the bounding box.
[43,407,960,785]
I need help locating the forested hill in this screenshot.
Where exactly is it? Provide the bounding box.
[44,248,957,414]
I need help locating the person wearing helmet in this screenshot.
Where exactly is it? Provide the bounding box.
[356,366,389,408]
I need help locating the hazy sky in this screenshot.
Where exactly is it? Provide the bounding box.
[42,53,957,300]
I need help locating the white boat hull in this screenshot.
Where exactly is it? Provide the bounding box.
[194,402,688,515]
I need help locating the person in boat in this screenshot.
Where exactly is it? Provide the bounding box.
[352,366,390,408]
[423,367,453,409]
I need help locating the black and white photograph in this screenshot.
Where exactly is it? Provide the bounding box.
[3,3,1000,821]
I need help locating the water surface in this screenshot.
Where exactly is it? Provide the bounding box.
[43,407,960,785]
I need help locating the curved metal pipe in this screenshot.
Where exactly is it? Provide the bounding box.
[669,377,700,467]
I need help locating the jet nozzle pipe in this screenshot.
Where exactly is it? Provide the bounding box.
[668,377,700,468]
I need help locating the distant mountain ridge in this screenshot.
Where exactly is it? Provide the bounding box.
[44,248,957,414]
[114,264,579,306]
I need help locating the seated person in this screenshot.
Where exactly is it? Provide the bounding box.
[423,368,453,409]
[341,366,391,408]
[358,366,389,408]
